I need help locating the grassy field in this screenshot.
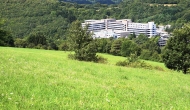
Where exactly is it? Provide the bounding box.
[0,47,190,109]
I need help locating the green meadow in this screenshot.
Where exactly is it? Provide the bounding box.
[0,47,190,109]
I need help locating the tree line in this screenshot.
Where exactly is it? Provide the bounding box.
[61,0,181,4]
[1,18,189,74]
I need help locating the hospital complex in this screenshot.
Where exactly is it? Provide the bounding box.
[82,19,157,38]
[82,19,169,46]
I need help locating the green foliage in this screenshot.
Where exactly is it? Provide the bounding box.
[140,50,161,62]
[128,32,136,40]
[68,53,76,60]
[59,41,69,51]
[136,36,162,62]
[128,53,139,63]
[110,39,122,56]
[139,49,151,60]
[62,0,122,4]
[95,36,161,62]
[0,22,14,46]
[14,38,27,48]
[95,55,108,64]
[68,20,97,61]
[116,53,139,67]
[116,59,164,71]
[162,24,190,74]
[27,32,47,46]
[1,0,190,40]
[48,42,58,50]
[134,34,149,45]
[121,39,140,57]
[95,38,112,53]
[116,60,129,66]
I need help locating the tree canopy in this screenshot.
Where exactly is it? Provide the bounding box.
[0,19,14,47]
[67,20,97,61]
[162,24,190,74]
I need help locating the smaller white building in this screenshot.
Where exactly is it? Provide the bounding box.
[157,25,171,46]
[158,36,170,46]
[92,29,130,39]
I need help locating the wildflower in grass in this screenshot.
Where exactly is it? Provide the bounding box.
[106,98,110,102]
[10,92,13,95]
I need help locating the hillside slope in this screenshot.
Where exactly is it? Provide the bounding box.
[0,47,190,109]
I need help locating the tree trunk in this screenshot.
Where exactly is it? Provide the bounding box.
[183,68,187,74]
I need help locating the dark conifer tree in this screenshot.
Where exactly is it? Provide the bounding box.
[67,20,97,61]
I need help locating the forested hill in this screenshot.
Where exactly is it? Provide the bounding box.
[61,0,180,4]
[60,0,122,4]
[0,0,190,40]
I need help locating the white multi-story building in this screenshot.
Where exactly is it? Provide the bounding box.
[82,19,157,38]
[127,22,157,37]
[83,20,106,32]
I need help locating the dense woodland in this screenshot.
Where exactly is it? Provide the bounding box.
[62,0,181,4]
[61,0,122,4]
[0,0,190,62]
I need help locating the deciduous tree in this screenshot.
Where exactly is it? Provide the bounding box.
[162,24,190,74]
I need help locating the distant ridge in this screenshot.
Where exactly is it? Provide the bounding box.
[59,0,122,4]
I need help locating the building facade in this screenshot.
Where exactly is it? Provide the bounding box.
[158,32,170,46]
[82,19,157,38]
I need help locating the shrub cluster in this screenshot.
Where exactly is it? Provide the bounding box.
[95,55,108,64]
[116,60,164,71]
[68,54,108,64]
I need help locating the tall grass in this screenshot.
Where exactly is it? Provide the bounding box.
[0,47,190,109]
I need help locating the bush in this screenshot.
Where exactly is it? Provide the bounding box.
[128,53,138,63]
[154,66,164,71]
[140,50,162,62]
[68,54,76,60]
[95,56,108,64]
[27,32,47,46]
[59,42,69,51]
[14,38,27,48]
[0,29,14,47]
[35,44,47,49]
[129,61,153,70]
[48,42,58,50]
[27,43,35,48]
[116,60,164,71]
[68,54,108,64]
[116,60,129,66]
